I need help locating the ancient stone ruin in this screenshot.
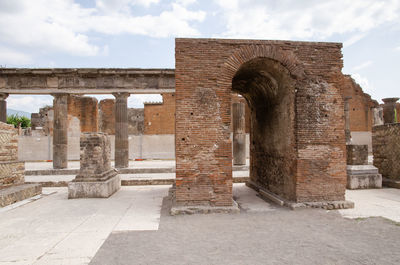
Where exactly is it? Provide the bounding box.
[0,122,41,207]
[373,97,400,188]
[173,38,354,211]
[68,133,119,198]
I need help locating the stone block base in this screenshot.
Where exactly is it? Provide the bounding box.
[246,181,354,210]
[347,165,382,189]
[0,184,42,207]
[382,178,400,189]
[68,175,121,199]
[169,187,240,215]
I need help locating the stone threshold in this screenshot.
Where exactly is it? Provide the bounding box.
[0,184,42,207]
[246,181,354,210]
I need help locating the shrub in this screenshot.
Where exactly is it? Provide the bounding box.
[7,114,31,128]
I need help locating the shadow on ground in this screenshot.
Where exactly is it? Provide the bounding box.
[90,187,400,265]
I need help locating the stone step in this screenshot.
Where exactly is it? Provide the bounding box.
[0,184,42,207]
[25,165,249,176]
[25,173,250,187]
[346,165,379,175]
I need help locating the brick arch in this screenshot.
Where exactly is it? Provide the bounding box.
[221,45,305,85]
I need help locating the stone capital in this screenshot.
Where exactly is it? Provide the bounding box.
[382,97,399,104]
[0,93,9,100]
[51,93,69,99]
[112,92,130,100]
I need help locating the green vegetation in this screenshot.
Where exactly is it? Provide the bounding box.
[7,114,31,128]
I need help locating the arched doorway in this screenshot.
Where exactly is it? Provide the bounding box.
[232,57,297,201]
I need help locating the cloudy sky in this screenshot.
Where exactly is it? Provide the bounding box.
[1,0,399,113]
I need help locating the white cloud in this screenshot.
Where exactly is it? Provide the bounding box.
[396,46,400,51]
[0,46,32,65]
[352,60,373,71]
[7,95,53,113]
[343,33,366,47]
[351,73,374,95]
[214,0,400,40]
[0,0,205,65]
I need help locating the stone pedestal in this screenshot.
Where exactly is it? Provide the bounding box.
[346,144,368,165]
[347,165,382,189]
[0,93,8,123]
[53,94,68,169]
[68,133,120,199]
[113,93,129,168]
[232,102,246,165]
[382,97,399,124]
[346,144,382,189]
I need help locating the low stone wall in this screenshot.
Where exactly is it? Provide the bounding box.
[372,123,400,180]
[18,134,251,161]
[0,122,24,189]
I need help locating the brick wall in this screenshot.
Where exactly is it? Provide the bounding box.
[144,93,175,134]
[372,123,400,180]
[99,99,144,135]
[396,103,400,123]
[341,75,378,131]
[99,99,115,135]
[175,38,347,206]
[0,122,24,189]
[68,95,98,132]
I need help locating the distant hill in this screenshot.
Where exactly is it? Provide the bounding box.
[7,109,31,118]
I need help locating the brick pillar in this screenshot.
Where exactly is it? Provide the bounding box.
[0,93,8,123]
[382,98,399,124]
[52,94,68,169]
[344,96,352,144]
[113,93,129,168]
[232,102,246,165]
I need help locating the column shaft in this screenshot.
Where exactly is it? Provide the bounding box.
[382,97,399,124]
[53,94,68,169]
[344,96,352,144]
[0,94,9,123]
[232,102,246,165]
[113,93,129,168]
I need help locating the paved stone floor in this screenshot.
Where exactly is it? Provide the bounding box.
[1,184,399,265]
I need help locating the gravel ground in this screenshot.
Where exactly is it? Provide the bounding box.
[90,196,400,265]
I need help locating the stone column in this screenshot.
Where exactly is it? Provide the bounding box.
[113,93,129,168]
[52,94,68,169]
[0,93,9,123]
[382,97,399,124]
[232,102,246,165]
[344,96,352,144]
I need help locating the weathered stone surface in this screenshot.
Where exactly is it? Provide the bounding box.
[346,144,368,165]
[0,69,175,94]
[113,93,129,168]
[53,94,68,169]
[382,98,399,124]
[232,102,246,165]
[346,165,382,189]
[0,183,42,207]
[99,99,115,135]
[0,122,25,188]
[68,175,120,199]
[68,133,120,198]
[175,38,347,207]
[373,123,400,181]
[0,93,8,123]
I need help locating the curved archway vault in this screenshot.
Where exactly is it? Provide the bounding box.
[174,38,353,211]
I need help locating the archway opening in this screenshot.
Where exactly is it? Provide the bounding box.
[232,57,297,201]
